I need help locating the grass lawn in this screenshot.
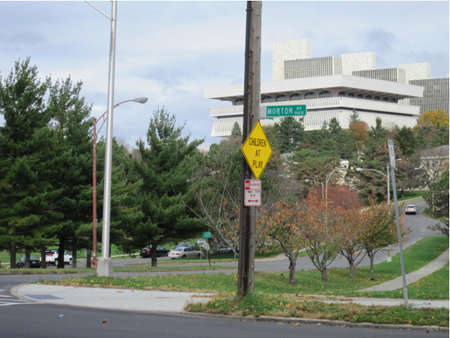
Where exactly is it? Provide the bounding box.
[35,236,448,298]
[396,190,425,201]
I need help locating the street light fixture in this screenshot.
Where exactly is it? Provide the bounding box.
[91,97,148,269]
[305,179,324,200]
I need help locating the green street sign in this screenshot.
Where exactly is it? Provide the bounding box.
[261,105,307,118]
[203,232,211,239]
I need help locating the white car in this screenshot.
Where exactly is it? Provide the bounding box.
[168,247,203,259]
[53,252,73,265]
[405,205,417,215]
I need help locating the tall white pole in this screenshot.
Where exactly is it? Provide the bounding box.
[97,1,117,277]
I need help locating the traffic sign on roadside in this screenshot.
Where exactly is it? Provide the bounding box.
[260,105,307,118]
[244,179,262,207]
[241,121,273,179]
[388,139,396,168]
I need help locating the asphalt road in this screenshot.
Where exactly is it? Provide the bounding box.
[0,300,447,338]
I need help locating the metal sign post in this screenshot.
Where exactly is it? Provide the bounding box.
[388,139,409,308]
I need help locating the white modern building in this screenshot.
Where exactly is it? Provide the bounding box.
[204,39,440,138]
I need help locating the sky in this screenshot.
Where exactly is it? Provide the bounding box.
[0,1,448,149]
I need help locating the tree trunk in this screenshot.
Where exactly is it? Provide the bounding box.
[25,249,31,268]
[72,239,77,268]
[151,243,158,267]
[345,254,356,278]
[321,267,328,282]
[367,249,375,274]
[86,249,91,268]
[288,258,296,285]
[9,240,16,268]
[349,263,355,279]
[40,245,47,269]
[57,238,65,269]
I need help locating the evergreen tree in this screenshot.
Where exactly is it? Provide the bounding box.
[231,121,242,136]
[274,116,305,153]
[130,107,204,266]
[395,126,417,157]
[46,77,93,268]
[0,58,55,267]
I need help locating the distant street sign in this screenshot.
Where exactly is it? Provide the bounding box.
[241,121,273,179]
[388,139,396,168]
[203,232,211,239]
[260,105,307,118]
[244,179,262,207]
[202,242,210,250]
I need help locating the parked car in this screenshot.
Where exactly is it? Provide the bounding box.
[140,246,170,258]
[44,250,58,264]
[168,247,203,259]
[216,245,233,255]
[173,242,196,250]
[405,205,417,215]
[53,252,73,265]
[17,256,41,269]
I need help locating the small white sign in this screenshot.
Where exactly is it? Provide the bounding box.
[202,242,210,250]
[244,179,262,207]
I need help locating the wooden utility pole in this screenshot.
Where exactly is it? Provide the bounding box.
[237,1,262,297]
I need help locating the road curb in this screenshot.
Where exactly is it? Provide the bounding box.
[183,311,449,332]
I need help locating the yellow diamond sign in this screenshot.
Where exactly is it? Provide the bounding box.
[241,121,273,179]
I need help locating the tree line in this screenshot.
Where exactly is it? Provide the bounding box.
[1,58,448,276]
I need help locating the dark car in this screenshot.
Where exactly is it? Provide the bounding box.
[140,246,170,258]
[17,256,41,269]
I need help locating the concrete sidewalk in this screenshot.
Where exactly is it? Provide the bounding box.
[360,249,449,292]
[12,284,213,313]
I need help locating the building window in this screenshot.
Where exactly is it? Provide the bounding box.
[235,98,244,105]
[374,96,380,101]
[305,92,317,99]
[357,94,363,98]
[319,91,332,98]
[347,93,354,98]
[262,96,274,103]
[382,97,389,101]
[290,93,302,100]
[365,95,372,100]
[338,91,346,97]
[390,98,398,103]
[276,95,288,102]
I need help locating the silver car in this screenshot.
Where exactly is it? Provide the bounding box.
[168,247,202,259]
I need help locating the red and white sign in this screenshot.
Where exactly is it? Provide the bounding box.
[244,179,262,207]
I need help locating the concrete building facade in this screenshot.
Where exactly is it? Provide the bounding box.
[205,39,447,138]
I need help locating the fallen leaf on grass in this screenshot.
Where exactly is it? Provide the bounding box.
[102,319,107,324]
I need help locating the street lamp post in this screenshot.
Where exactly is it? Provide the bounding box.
[305,179,324,200]
[91,98,148,269]
[356,166,390,204]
